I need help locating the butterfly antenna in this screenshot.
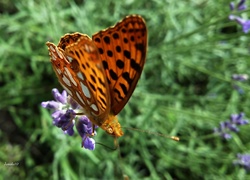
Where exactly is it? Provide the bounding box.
[95,142,117,150]
[116,138,130,180]
[97,137,129,178]
[123,127,180,141]
[95,136,119,150]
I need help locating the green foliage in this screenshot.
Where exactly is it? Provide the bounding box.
[1,0,250,179]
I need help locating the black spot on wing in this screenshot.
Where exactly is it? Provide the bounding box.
[79,49,84,56]
[114,88,123,100]
[109,69,118,80]
[99,97,107,109]
[135,43,144,52]
[99,96,106,105]
[94,37,101,43]
[98,48,104,54]
[107,50,113,57]
[61,44,66,50]
[89,82,96,91]
[120,83,128,95]
[104,36,110,44]
[130,36,135,41]
[92,68,97,76]
[98,87,106,97]
[71,59,80,72]
[130,59,141,72]
[116,59,124,69]
[75,51,80,59]
[122,72,133,84]
[102,61,108,69]
[124,50,131,59]
[116,46,121,53]
[113,33,119,39]
[123,38,128,43]
[82,63,86,69]
[90,74,96,83]
[98,77,106,87]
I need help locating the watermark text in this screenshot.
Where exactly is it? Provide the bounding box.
[4,162,19,166]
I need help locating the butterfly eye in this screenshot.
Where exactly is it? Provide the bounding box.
[107,127,114,134]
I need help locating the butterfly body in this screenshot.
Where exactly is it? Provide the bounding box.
[46,15,147,137]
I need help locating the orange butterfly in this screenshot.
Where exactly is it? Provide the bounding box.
[46,15,147,137]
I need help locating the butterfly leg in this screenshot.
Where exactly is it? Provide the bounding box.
[91,124,96,136]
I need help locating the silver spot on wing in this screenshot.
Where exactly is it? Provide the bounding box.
[64,67,77,87]
[90,104,98,112]
[55,67,62,75]
[76,91,85,106]
[80,82,91,98]
[62,75,71,87]
[49,45,55,52]
[66,56,73,62]
[77,72,84,80]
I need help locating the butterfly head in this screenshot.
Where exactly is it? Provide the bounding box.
[101,114,124,137]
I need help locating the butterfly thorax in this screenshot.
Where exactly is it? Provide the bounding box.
[100,114,123,137]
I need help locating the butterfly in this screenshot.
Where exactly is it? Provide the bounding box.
[46,15,147,137]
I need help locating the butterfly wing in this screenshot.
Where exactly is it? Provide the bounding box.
[46,33,110,125]
[92,15,147,115]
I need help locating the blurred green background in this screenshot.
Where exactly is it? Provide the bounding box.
[1,0,250,179]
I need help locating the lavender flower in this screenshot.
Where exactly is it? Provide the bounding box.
[76,116,97,150]
[231,74,248,94]
[230,0,247,11]
[232,84,244,94]
[229,0,250,33]
[41,88,97,150]
[232,74,249,81]
[234,154,250,171]
[214,112,249,139]
[234,17,250,33]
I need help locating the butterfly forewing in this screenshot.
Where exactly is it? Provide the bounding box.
[92,15,147,115]
[47,34,111,125]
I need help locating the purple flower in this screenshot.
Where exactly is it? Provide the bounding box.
[214,112,249,139]
[230,0,247,11]
[41,88,97,150]
[229,1,250,33]
[232,84,244,94]
[231,74,248,94]
[234,154,250,171]
[234,17,250,33]
[231,113,249,125]
[52,88,67,104]
[232,74,249,81]
[76,116,97,150]
[52,109,75,136]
